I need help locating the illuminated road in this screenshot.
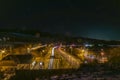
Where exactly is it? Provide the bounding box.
[31,44,47,51]
[48,45,81,69]
[48,46,58,69]
[57,47,81,68]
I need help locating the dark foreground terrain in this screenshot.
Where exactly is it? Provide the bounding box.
[8,64,120,80]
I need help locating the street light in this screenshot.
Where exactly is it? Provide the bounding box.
[1,50,5,53]
[39,62,44,69]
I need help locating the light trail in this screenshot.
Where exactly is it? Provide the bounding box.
[48,46,58,69]
[48,44,81,69]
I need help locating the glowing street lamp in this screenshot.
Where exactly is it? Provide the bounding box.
[81,49,85,53]
[1,50,5,53]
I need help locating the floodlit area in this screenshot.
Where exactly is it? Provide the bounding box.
[0,33,119,80]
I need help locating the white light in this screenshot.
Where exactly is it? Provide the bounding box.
[85,44,93,47]
[85,44,89,47]
[40,62,43,65]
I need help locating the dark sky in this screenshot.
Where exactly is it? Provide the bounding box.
[0,0,120,40]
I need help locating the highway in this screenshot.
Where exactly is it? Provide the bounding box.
[48,46,81,69]
[47,45,81,69]
[57,47,81,68]
[1,44,82,70]
[48,46,58,69]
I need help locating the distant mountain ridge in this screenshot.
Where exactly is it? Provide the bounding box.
[0,30,120,45]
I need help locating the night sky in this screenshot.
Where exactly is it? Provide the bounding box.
[0,0,120,40]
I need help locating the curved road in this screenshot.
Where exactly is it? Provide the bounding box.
[48,46,81,69]
[48,46,58,69]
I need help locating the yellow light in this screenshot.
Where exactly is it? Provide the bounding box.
[81,49,85,53]
[1,50,5,53]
